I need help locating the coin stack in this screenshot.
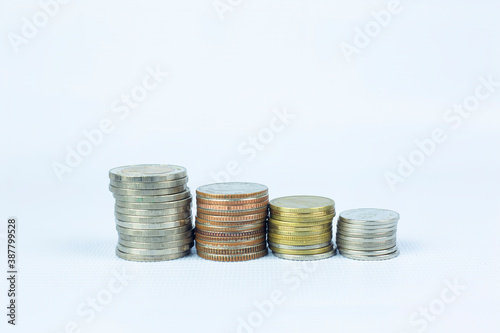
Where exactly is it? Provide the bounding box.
[109,164,194,262]
[336,208,400,261]
[268,196,337,261]
[195,183,269,262]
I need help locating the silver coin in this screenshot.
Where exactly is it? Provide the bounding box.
[272,249,336,261]
[109,185,188,196]
[339,249,400,261]
[115,205,191,217]
[196,182,268,199]
[336,235,397,244]
[339,221,398,230]
[337,225,396,234]
[336,241,396,250]
[336,224,397,233]
[117,243,192,256]
[337,220,398,229]
[109,164,187,182]
[336,230,395,239]
[118,238,194,250]
[336,235,396,243]
[115,211,191,223]
[339,246,398,256]
[110,177,188,190]
[339,208,399,224]
[115,218,192,230]
[113,189,191,203]
[337,222,397,230]
[267,241,332,250]
[119,230,194,242]
[115,197,192,209]
[116,224,192,236]
[336,241,397,251]
[115,248,191,262]
[336,238,397,247]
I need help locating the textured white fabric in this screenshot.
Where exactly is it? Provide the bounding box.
[1,1,499,332]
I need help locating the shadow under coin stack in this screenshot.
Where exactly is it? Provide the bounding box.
[336,208,400,261]
[195,183,269,262]
[109,164,194,262]
[269,196,337,261]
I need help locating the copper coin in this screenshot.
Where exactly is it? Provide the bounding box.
[195,228,265,238]
[196,212,268,222]
[195,221,266,233]
[196,249,268,262]
[195,216,266,227]
[195,233,266,243]
[197,206,268,217]
[196,201,269,212]
[196,195,269,205]
[196,242,267,255]
[196,182,268,199]
[195,237,265,247]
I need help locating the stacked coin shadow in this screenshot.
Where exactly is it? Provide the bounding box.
[268,196,337,261]
[194,182,269,262]
[109,164,194,262]
[336,208,400,261]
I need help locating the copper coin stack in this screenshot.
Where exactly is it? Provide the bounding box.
[195,182,269,261]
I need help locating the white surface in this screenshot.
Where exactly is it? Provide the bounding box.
[1,1,499,332]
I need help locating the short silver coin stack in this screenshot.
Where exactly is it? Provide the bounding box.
[336,208,399,261]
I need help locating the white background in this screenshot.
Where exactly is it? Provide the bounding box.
[1,1,499,332]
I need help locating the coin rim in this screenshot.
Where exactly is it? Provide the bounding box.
[109,164,187,182]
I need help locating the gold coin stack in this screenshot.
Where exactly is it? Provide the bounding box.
[269,195,337,261]
[195,182,269,262]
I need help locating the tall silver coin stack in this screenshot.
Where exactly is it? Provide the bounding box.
[109,164,194,262]
[336,208,400,261]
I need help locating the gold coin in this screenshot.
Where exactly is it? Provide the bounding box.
[268,228,331,237]
[268,223,332,232]
[271,209,335,218]
[269,214,335,223]
[269,215,333,226]
[270,196,335,213]
[269,232,332,240]
[267,237,332,246]
[270,244,334,255]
